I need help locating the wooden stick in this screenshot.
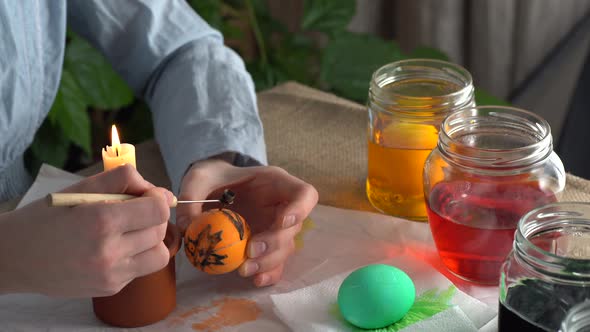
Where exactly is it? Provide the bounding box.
[48,193,137,206]
[47,193,230,207]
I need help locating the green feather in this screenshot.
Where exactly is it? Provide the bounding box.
[372,286,457,331]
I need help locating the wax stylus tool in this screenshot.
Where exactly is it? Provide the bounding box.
[175,189,235,206]
[47,189,235,207]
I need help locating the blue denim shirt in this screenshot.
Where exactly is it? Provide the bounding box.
[0,0,267,201]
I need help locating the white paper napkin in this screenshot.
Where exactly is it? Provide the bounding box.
[270,256,497,332]
[2,164,501,332]
[16,164,83,209]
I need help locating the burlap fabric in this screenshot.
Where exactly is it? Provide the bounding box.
[259,82,373,211]
[2,82,589,213]
[258,82,590,211]
[560,173,590,202]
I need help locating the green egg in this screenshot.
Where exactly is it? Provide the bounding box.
[337,264,415,329]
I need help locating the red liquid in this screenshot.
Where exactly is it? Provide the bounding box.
[427,180,557,284]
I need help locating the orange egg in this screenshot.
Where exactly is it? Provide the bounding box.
[184,208,251,275]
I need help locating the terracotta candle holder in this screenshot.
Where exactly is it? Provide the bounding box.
[92,222,182,327]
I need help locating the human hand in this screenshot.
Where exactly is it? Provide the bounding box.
[0,165,174,297]
[176,158,318,287]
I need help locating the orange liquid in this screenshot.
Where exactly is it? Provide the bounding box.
[366,120,439,220]
[367,78,464,220]
[367,141,433,220]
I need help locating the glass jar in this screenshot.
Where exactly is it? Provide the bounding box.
[499,203,590,332]
[367,59,475,221]
[560,301,590,332]
[423,106,565,284]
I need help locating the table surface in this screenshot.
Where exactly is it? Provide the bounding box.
[1,82,587,332]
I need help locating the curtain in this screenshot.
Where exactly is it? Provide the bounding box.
[348,0,590,100]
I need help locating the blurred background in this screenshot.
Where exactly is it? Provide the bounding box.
[29,0,590,178]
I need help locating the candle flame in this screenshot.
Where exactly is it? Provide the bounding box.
[111,125,121,156]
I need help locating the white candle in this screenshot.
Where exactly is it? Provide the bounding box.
[102,125,136,171]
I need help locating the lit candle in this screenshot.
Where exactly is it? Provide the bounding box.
[102,125,136,171]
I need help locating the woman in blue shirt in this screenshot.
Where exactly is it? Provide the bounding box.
[0,0,317,297]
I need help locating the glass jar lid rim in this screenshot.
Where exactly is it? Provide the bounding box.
[561,300,590,331]
[440,105,552,153]
[518,202,590,262]
[370,58,474,100]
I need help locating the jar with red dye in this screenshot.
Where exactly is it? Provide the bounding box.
[423,106,565,284]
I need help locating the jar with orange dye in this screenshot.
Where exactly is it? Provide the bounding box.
[366,59,475,221]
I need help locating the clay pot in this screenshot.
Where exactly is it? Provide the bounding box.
[92,222,182,327]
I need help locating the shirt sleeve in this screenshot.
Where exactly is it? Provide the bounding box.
[67,0,267,194]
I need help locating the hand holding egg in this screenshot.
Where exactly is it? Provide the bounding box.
[177,158,318,287]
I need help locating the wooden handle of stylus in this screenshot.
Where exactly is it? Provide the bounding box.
[48,193,167,206]
[47,193,184,207]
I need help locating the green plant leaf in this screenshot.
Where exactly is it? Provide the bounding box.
[27,121,70,173]
[270,34,316,86]
[248,0,289,54]
[117,101,155,144]
[49,69,92,155]
[249,0,274,19]
[221,23,244,40]
[474,88,510,106]
[246,60,282,91]
[321,32,405,102]
[302,0,356,36]
[256,12,288,37]
[408,46,450,61]
[246,61,268,91]
[65,35,134,110]
[188,0,223,30]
